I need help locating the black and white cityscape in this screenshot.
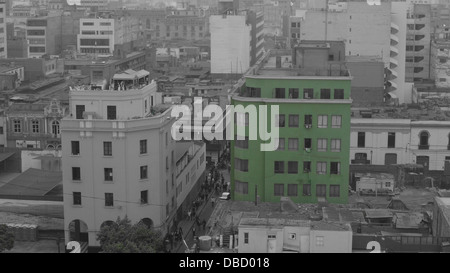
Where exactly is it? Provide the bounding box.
[0,0,450,256]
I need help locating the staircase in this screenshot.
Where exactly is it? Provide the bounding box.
[222,227,233,248]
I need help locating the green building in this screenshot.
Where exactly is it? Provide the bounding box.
[231,65,352,204]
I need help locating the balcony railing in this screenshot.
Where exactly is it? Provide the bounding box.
[418,145,429,150]
[351,159,371,165]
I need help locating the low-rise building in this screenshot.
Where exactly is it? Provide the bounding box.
[237,217,352,253]
[432,196,450,238]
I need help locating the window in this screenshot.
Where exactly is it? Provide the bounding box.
[82,22,94,26]
[105,193,114,207]
[317,139,327,152]
[288,184,298,197]
[317,162,327,175]
[71,141,80,155]
[275,88,285,98]
[303,184,311,196]
[330,185,340,197]
[140,140,147,154]
[277,138,285,151]
[419,131,429,149]
[331,139,341,152]
[31,120,40,133]
[52,121,60,136]
[244,233,249,244]
[334,89,344,99]
[303,88,313,99]
[247,87,261,97]
[316,236,324,246]
[76,105,85,120]
[72,167,81,181]
[316,184,326,197]
[235,180,249,194]
[235,158,249,172]
[304,115,312,127]
[104,168,113,181]
[303,161,311,173]
[103,142,112,156]
[107,106,117,120]
[288,161,298,174]
[289,115,299,127]
[331,115,342,128]
[140,166,148,179]
[388,132,395,148]
[100,22,112,26]
[289,88,299,99]
[385,182,391,188]
[320,89,331,99]
[385,153,398,165]
[141,190,148,204]
[274,161,285,174]
[13,120,21,133]
[73,192,82,205]
[274,184,284,196]
[357,132,366,148]
[330,162,340,175]
[318,115,328,128]
[235,136,249,149]
[288,138,298,151]
[304,138,312,149]
[0,127,3,134]
[276,115,285,127]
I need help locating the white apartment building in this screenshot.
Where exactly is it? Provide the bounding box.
[77,18,115,55]
[210,14,251,75]
[351,118,450,171]
[300,0,410,104]
[0,1,7,58]
[77,16,143,56]
[62,70,187,248]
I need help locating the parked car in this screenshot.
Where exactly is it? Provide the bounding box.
[219,192,230,200]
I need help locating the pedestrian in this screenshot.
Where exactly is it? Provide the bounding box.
[192,226,196,237]
[179,227,183,237]
[202,220,206,231]
[187,210,191,221]
[211,197,215,207]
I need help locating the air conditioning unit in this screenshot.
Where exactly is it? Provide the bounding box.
[305,124,312,129]
[305,148,311,153]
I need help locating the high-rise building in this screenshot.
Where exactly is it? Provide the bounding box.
[77,15,144,56]
[62,69,207,248]
[300,0,410,104]
[210,9,264,76]
[405,3,432,82]
[0,0,7,58]
[231,42,351,204]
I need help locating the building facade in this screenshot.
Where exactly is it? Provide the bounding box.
[0,1,7,58]
[62,69,206,248]
[351,118,450,172]
[237,218,352,253]
[5,99,67,149]
[405,3,432,83]
[231,64,352,204]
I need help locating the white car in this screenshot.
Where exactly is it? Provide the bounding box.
[219,192,231,200]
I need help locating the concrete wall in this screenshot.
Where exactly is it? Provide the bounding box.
[210,15,251,75]
[309,229,352,253]
[346,61,385,106]
[21,149,61,172]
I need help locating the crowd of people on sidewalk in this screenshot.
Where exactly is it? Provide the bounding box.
[163,150,231,253]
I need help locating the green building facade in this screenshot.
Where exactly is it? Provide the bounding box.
[231,74,352,204]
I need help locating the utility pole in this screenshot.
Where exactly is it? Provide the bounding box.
[325,0,329,41]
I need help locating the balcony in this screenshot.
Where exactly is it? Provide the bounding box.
[351,159,371,165]
[391,34,399,45]
[391,22,400,33]
[390,58,399,68]
[390,46,399,56]
[418,145,429,150]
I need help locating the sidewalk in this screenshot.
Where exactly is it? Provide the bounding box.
[173,168,230,253]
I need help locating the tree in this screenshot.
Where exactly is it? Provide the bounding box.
[96,216,164,253]
[0,224,14,253]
